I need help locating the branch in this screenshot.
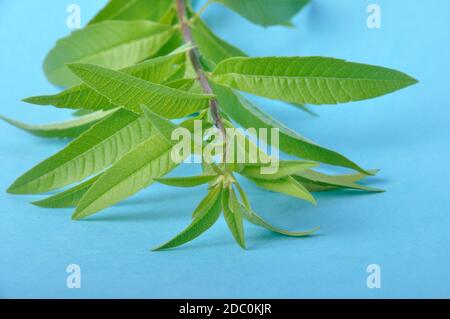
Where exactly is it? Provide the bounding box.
[175,0,226,147]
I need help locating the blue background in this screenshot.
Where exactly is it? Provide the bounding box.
[1,0,449,298]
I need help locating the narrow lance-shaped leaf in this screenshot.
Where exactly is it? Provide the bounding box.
[234,181,318,237]
[247,176,316,205]
[242,205,318,237]
[89,0,174,25]
[8,109,154,194]
[191,183,222,219]
[212,83,370,174]
[32,175,101,208]
[0,110,114,139]
[73,134,179,219]
[72,112,195,220]
[25,53,185,111]
[155,174,218,188]
[289,103,318,117]
[44,20,175,87]
[154,184,223,251]
[67,63,212,118]
[295,169,383,192]
[214,0,310,27]
[212,57,418,105]
[239,160,318,180]
[222,186,246,248]
[190,15,246,64]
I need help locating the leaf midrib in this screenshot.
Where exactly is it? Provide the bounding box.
[214,72,415,84]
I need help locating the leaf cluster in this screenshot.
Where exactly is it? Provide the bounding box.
[2,0,417,250]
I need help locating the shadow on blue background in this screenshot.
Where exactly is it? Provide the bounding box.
[0,0,449,298]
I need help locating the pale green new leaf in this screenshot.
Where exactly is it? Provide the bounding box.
[248,176,316,204]
[191,183,222,219]
[153,185,223,251]
[289,103,318,116]
[234,181,318,236]
[8,109,153,194]
[25,53,185,111]
[295,169,383,192]
[191,16,246,64]
[214,0,310,27]
[222,187,246,248]
[155,174,218,188]
[242,206,318,237]
[212,83,369,174]
[212,57,418,105]
[73,134,182,220]
[89,0,173,24]
[44,20,175,87]
[67,63,211,118]
[239,160,318,180]
[32,175,101,208]
[0,110,113,139]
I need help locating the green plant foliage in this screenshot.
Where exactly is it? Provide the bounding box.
[89,0,174,25]
[0,110,112,138]
[45,20,175,87]
[32,175,101,208]
[66,63,212,118]
[3,0,418,250]
[212,57,418,105]
[24,53,186,111]
[214,0,310,27]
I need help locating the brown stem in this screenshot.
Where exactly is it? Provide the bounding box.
[175,0,227,149]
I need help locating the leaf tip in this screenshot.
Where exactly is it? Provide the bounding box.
[22,96,44,105]
[71,210,85,221]
[6,181,22,194]
[30,200,45,208]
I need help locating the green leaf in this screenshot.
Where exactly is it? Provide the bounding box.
[7,109,153,194]
[140,106,179,142]
[222,186,246,248]
[191,183,222,219]
[0,110,113,139]
[247,176,316,204]
[72,110,94,117]
[242,206,318,237]
[289,103,318,117]
[214,0,310,27]
[67,63,211,118]
[25,54,185,111]
[191,16,247,64]
[234,181,317,236]
[155,174,218,188]
[72,113,197,220]
[89,0,174,24]
[239,160,318,180]
[73,133,182,220]
[44,20,175,87]
[32,175,101,208]
[212,83,370,174]
[153,185,223,251]
[294,169,383,192]
[212,57,418,105]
